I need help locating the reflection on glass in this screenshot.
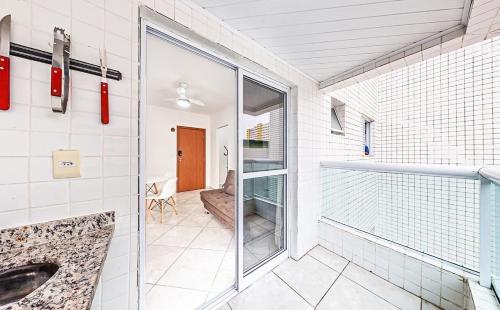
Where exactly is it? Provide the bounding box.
[243,78,285,172]
[243,175,285,272]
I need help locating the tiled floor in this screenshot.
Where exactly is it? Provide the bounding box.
[146,189,278,309]
[146,190,236,309]
[217,245,439,310]
[146,190,436,310]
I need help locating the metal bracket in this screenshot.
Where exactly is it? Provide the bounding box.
[51,27,70,114]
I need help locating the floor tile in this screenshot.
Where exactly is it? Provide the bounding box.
[146,285,207,310]
[210,250,236,293]
[206,217,228,229]
[157,248,225,291]
[178,210,213,227]
[422,300,440,310]
[307,245,348,273]
[146,223,173,244]
[213,302,231,310]
[273,256,339,306]
[153,226,202,247]
[190,227,233,251]
[317,276,398,310]
[149,210,189,225]
[146,245,184,284]
[228,273,312,310]
[342,263,420,310]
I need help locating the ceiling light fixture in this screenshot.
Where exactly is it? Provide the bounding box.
[176,98,191,108]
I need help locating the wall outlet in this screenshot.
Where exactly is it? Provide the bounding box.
[52,150,81,179]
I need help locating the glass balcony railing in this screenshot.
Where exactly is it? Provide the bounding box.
[320,161,500,289]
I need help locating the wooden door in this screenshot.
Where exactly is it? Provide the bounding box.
[177,126,206,192]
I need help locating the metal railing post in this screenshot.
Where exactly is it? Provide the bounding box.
[479,176,492,287]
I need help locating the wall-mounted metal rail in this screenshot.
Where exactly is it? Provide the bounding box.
[10,42,122,81]
[320,161,480,179]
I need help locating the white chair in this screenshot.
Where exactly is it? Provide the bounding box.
[146,177,178,223]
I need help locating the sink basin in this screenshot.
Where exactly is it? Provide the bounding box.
[0,263,59,306]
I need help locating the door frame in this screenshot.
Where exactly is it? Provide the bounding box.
[237,69,290,290]
[176,126,206,192]
[138,9,295,310]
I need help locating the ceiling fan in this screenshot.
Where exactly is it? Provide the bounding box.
[167,82,205,108]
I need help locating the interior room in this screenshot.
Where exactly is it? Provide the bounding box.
[144,33,237,308]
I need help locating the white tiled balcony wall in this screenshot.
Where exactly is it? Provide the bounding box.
[0,0,331,308]
[319,221,470,310]
[319,35,500,310]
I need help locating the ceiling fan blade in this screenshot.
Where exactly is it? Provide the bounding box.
[190,99,205,107]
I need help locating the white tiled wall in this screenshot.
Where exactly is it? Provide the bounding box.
[0,0,138,308]
[378,38,499,166]
[320,37,500,270]
[0,0,329,308]
[319,221,470,309]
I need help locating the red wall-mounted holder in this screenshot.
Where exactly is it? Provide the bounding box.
[0,55,10,110]
[101,82,109,124]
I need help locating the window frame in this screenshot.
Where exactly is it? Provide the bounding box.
[330,104,344,135]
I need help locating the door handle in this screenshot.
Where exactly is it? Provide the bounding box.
[177,150,182,161]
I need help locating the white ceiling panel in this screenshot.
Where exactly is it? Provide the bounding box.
[192,0,471,81]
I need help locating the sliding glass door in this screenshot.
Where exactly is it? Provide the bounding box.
[237,70,288,283]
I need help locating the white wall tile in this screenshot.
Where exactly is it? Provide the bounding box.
[31,204,69,222]
[0,104,30,130]
[31,181,69,207]
[103,176,129,198]
[30,132,68,156]
[105,0,131,20]
[103,156,130,177]
[72,0,105,29]
[81,157,102,179]
[0,158,28,184]
[31,4,71,31]
[70,179,103,202]
[30,157,53,182]
[71,112,102,135]
[103,136,129,156]
[0,131,29,156]
[70,134,102,157]
[0,183,29,212]
[0,209,29,228]
[31,107,71,133]
[70,199,103,216]
[11,77,31,105]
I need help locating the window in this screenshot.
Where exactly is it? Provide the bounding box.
[331,98,345,135]
[364,120,373,155]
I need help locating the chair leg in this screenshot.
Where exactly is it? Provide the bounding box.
[167,196,178,215]
[160,199,164,224]
[146,200,151,223]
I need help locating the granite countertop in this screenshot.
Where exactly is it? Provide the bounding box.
[0,212,115,310]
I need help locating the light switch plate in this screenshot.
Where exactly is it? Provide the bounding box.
[52,150,81,179]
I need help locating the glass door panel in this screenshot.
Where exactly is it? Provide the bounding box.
[242,77,285,173]
[243,174,285,271]
[239,74,288,275]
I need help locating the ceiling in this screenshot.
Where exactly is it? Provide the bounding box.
[146,34,237,114]
[192,0,471,82]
